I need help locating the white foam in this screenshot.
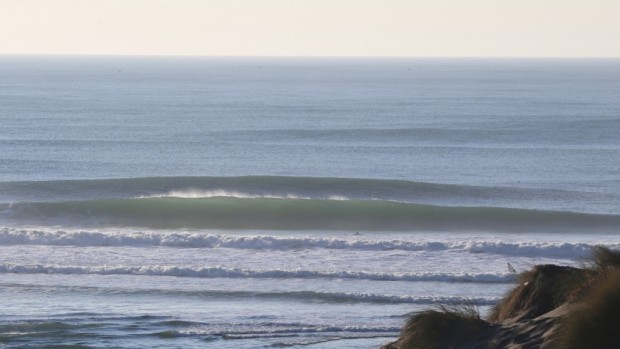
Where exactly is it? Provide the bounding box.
[0,263,516,283]
[302,292,500,305]
[137,189,356,201]
[166,323,402,337]
[139,189,311,200]
[0,228,613,258]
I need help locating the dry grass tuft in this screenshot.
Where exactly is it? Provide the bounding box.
[554,269,620,349]
[588,245,620,272]
[386,247,620,349]
[487,264,587,323]
[397,304,489,349]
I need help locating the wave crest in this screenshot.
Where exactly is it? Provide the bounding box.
[0,229,611,258]
[0,263,516,283]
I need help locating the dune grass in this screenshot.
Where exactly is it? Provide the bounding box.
[553,247,620,349]
[389,246,620,349]
[487,264,589,323]
[588,245,620,271]
[396,304,489,349]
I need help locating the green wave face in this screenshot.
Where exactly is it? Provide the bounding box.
[0,175,482,202]
[6,197,620,232]
[0,175,609,216]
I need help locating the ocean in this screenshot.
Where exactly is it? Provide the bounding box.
[1,56,619,348]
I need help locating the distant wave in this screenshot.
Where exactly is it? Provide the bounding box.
[1,283,500,305]
[214,127,620,150]
[155,291,500,306]
[0,175,600,212]
[2,196,619,232]
[155,322,402,339]
[0,318,400,341]
[0,229,611,258]
[0,175,491,201]
[0,264,516,283]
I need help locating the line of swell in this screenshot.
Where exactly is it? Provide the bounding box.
[0,229,611,258]
[0,175,592,208]
[156,323,402,338]
[0,264,516,283]
[3,197,619,231]
[1,284,500,305]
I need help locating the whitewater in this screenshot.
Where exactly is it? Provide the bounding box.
[1,57,619,348]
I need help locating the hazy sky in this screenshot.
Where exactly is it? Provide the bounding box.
[1,0,618,57]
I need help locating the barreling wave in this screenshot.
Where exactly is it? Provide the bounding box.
[2,196,619,232]
[0,264,516,283]
[0,229,612,258]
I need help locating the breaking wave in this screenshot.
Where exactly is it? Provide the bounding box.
[0,264,516,283]
[0,175,605,213]
[0,229,612,258]
[1,283,500,305]
[154,322,401,340]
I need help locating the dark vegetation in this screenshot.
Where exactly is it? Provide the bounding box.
[395,305,489,349]
[382,246,620,349]
[555,246,620,349]
[487,264,588,323]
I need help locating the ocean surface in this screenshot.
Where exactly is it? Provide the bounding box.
[1,56,619,348]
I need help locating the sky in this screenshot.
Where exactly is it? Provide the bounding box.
[0,0,618,57]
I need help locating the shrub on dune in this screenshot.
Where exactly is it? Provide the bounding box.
[554,248,620,349]
[588,245,620,271]
[488,264,588,323]
[396,305,489,349]
[385,247,620,349]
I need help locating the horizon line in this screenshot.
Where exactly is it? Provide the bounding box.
[1,53,619,60]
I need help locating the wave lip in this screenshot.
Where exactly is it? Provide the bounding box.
[139,189,315,200]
